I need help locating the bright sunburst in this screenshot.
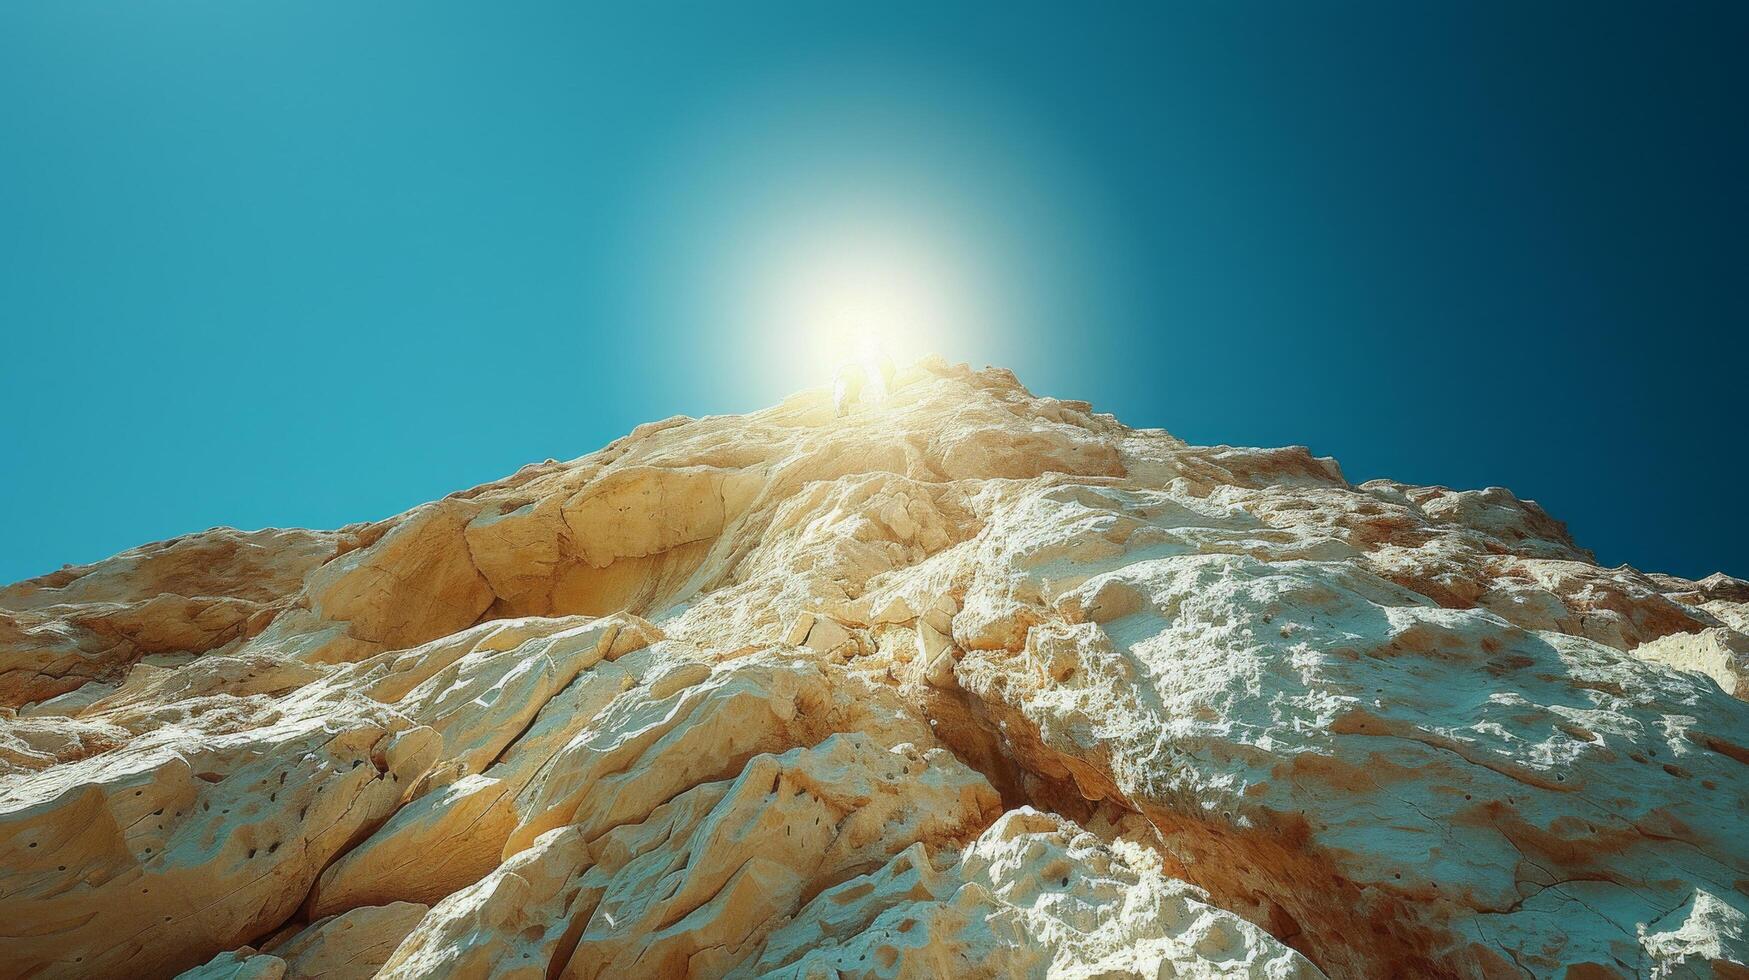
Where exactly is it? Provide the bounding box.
[629,70,1110,400]
[747,204,986,382]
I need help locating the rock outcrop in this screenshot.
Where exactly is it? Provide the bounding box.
[2,358,1746,978]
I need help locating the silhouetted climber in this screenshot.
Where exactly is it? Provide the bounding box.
[834,335,900,416]
[869,350,896,402]
[833,361,866,417]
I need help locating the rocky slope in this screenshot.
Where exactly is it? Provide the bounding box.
[3,359,1747,979]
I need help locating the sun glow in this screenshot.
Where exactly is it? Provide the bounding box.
[749,210,986,383]
[630,71,1113,400]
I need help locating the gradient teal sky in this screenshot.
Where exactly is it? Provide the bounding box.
[2,2,1744,583]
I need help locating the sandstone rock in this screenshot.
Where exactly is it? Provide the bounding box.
[950,480,1749,975]
[0,690,433,976]
[1,359,1743,978]
[750,807,1319,979]
[270,901,430,979]
[1634,627,1749,699]
[1637,889,1749,977]
[0,527,339,708]
[179,948,288,980]
[304,619,657,917]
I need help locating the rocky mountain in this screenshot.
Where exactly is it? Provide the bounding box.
[3,359,1746,979]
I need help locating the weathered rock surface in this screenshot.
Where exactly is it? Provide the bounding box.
[1,358,1745,978]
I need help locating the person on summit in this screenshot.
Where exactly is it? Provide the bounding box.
[832,360,865,417]
[869,348,896,400]
[833,335,897,417]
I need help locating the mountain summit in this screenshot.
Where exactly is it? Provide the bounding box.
[3,359,1747,978]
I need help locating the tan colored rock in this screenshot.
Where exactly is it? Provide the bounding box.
[269,902,429,979]
[562,465,731,568]
[179,948,288,980]
[3,359,1746,978]
[372,823,593,978]
[302,500,496,657]
[0,527,337,707]
[0,690,434,976]
[751,807,1320,978]
[0,707,127,774]
[949,479,1749,976]
[304,620,657,917]
[1635,627,1749,699]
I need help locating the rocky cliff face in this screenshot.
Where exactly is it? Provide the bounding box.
[3,359,1747,979]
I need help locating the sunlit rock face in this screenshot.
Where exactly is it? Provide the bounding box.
[2,358,1746,979]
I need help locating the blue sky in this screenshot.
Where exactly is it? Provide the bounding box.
[2,2,1744,583]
